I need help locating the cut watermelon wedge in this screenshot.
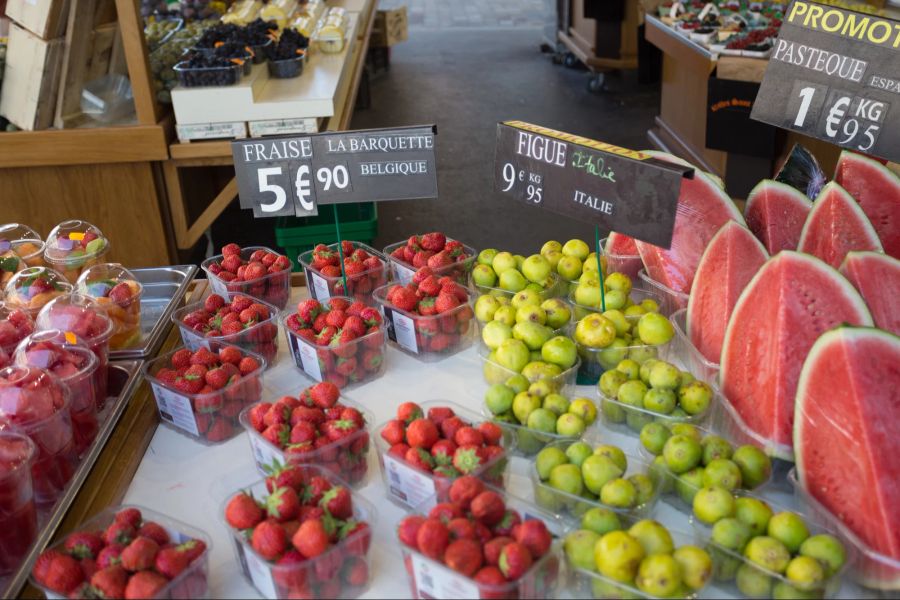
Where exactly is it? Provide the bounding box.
[687,221,768,365]
[795,326,900,590]
[603,232,642,279]
[797,181,883,269]
[835,151,900,259]
[634,151,744,294]
[744,179,812,254]
[839,251,900,336]
[720,251,872,457]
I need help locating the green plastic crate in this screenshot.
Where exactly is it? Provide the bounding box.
[275,203,378,271]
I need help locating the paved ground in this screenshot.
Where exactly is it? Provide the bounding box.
[379,0,549,29]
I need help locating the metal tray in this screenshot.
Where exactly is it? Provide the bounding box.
[0,360,144,598]
[110,265,198,361]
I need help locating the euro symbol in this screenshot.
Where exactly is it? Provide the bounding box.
[826,97,850,138]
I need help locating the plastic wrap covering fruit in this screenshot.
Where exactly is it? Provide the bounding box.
[3,267,73,319]
[0,431,37,576]
[76,263,143,350]
[43,220,109,283]
[0,222,46,267]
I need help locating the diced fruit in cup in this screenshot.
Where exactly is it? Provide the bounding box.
[76,263,143,350]
[179,293,279,362]
[3,267,73,317]
[0,305,35,355]
[43,220,109,282]
[0,223,45,267]
[0,431,37,576]
[205,244,291,308]
[388,232,473,284]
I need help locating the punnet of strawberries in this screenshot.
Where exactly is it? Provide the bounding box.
[300,241,388,300]
[203,244,292,309]
[175,293,279,363]
[31,506,209,599]
[224,465,374,598]
[379,402,507,486]
[145,345,265,444]
[398,476,559,596]
[242,382,371,486]
[283,297,385,389]
[386,232,474,284]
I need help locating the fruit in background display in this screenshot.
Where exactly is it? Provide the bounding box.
[484,380,597,453]
[794,327,900,589]
[0,222,46,268]
[0,306,34,356]
[224,469,372,598]
[0,366,78,504]
[178,294,279,363]
[691,488,847,598]
[204,244,292,309]
[534,441,655,513]
[564,518,712,597]
[3,267,73,317]
[378,402,506,486]
[570,270,654,317]
[43,221,109,282]
[834,150,900,259]
[474,249,559,297]
[743,180,812,255]
[284,297,385,389]
[302,241,388,300]
[720,252,872,455]
[598,358,714,433]
[686,221,768,364]
[387,232,474,284]
[540,238,605,293]
[379,267,474,355]
[242,382,370,485]
[396,476,557,594]
[32,506,209,598]
[481,327,578,393]
[147,345,264,444]
[0,242,25,289]
[76,264,143,350]
[639,421,772,504]
[148,19,219,103]
[797,182,883,269]
[839,251,900,336]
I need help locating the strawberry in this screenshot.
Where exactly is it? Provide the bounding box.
[289,421,317,445]
[206,417,234,442]
[396,401,423,424]
[445,538,483,576]
[342,315,366,338]
[95,545,124,569]
[359,307,382,327]
[405,446,435,472]
[420,232,446,252]
[447,518,478,541]
[194,393,222,414]
[324,309,347,329]
[90,565,128,599]
[361,349,383,371]
[154,546,190,579]
[252,520,287,560]
[239,356,260,375]
[226,491,264,529]
[440,416,466,441]
[484,536,514,566]
[40,552,84,594]
[388,442,410,459]
[379,419,405,445]
[433,465,461,479]
[431,439,457,466]
[406,418,439,449]
[493,509,522,537]
[179,538,207,562]
[302,476,332,505]
[391,287,418,312]
[291,405,325,426]
[513,520,552,560]
[427,251,453,270]
[429,502,464,524]
[474,565,507,588]
[478,421,504,446]
[248,402,271,431]
[319,486,352,519]
[412,251,434,268]
[103,521,135,546]
[171,349,192,369]
[335,356,357,376]
[266,486,301,522]
[189,346,217,367]
[397,515,426,549]
[108,283,133,305]
[339,407,364,428]
[499,542,532,580]
[426,406,455,428]
[79,557,97,581]
[309,381,339,408]
[64,532,104,560]
[452,444,487,475]
[218,345,242,365]
[429,333,455,352]
[454,426,484,447]
[32,549,62,585]
[292,518,329,558]
[339,520,371,556]
[415,518,449,561]
[115,509,142,529]
[222,243,241,256]
[470,491,506,526]
[417,297,438,316]
[124,570,168,600]
[137,522,170,546]
[449,475,485,511]
[264,463,306,493]
[262,424,290,448]
[273,549,307,591]
[417,275,441,297]
[204,294,226,312]
[342,556,369,586]
[120,536,159,572]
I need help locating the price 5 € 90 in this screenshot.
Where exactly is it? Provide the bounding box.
[255,163,352,214]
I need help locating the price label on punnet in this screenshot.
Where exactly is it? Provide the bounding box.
[751,0,900,162]
[231,125,439,217]
[493,121,692,249]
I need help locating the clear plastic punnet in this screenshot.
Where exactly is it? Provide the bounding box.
[299,242,390,303]
[669,308,720,388]
[638,269,690,315]
[599,235,643,280]
[597,385,714,438]
[0,431,37,576]
[201,245,293,310]
[382,238,476,286]
[0,302,35,356]
[478,344,580,393]
[76,263,144,350]
[43,220,110,282]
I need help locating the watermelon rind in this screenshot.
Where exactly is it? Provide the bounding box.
[720,251,873,459]
[797,181,883,268]
[835,150,900,259]
[744,179,812,254]
[839,251,900,336]
[794,326,900,590]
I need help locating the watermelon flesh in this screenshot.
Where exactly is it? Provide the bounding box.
[797,182,883,269]
[686,221,768,364]
[839,251,900,336]
[634,152,745,294]
[744,179,812,254]
[603,232,642,279]
[835,151,900,259]
[720,251,872,455]
[794,327,900,589]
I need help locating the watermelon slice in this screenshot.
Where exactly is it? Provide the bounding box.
[835,151,900,259]
[795,326,900,590]
[686,221,768,365]
[634,152,745,294]
[839,251,900,336]
[605,232,638,256]
[720,251,872,456]
[797,182,883,269]
[744,179,812,254]
[603,232,641,279]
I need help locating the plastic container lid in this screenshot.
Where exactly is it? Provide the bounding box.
[0,223,45,261]
[76,263,144,304]
[35,294,114,345]
[44,220,108,264]
[13,331,98,385]
[0,365,70,428]
[3,267,74,314]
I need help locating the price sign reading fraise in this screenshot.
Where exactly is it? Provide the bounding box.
[493,121,692,248]
[751,1,900,162]
[231,125,439,218]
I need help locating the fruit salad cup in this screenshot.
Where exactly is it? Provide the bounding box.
[3,267,74,319]
[173,295,280,364]
[35,294,114,406]
[0,366,78,505]
[299,242,390,303]
[0,431,38,576]
[0,303,35,357]
[76,263,143,350]
[0,223,46,268]
[14,331,100,456]
[43,220,109,282]
[202,245,293,310]
[0,240,26,290]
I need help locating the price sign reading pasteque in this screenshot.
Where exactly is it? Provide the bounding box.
[231,125,438,217]
[751,1,900,162]
[493,121,692,249]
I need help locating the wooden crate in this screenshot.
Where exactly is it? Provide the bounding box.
[371,6,408,47]
[5,0,70,39]
[0,24,65,130]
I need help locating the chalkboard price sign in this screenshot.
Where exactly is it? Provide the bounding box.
[232,125,439,217]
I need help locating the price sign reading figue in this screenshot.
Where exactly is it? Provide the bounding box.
[751,1,900,162]
[231,125,438,217]
[493,121,692,248]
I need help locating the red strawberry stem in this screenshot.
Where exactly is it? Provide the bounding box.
[334,204,349,294]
